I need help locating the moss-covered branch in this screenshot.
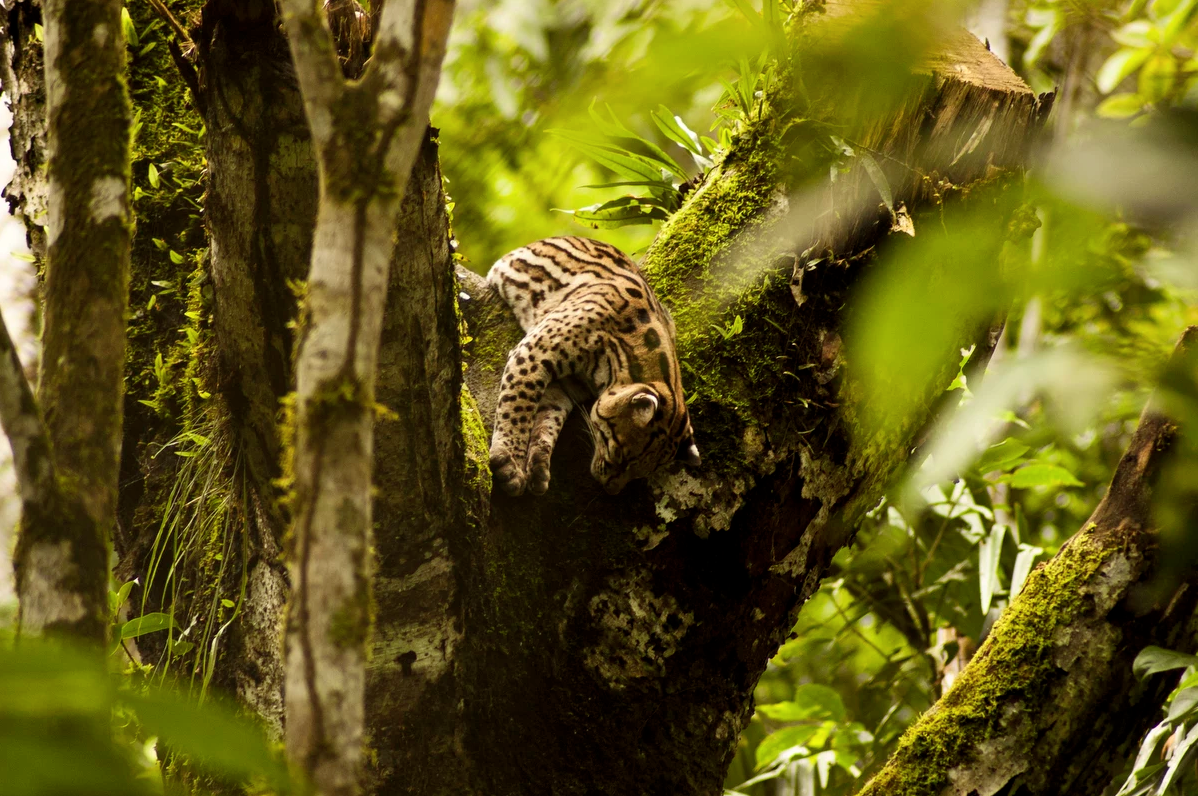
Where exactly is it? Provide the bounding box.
[856,327,1198,796]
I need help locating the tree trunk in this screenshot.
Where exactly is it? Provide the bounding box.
[364,128,487,794]
[278,1,455,791]
[0,0,47,261]
[13,0,131,641]
[366,8,1051,795]
[857,327,1198,796]
[187,0,313,731]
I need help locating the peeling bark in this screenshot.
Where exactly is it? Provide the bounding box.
[13,0,131,641]
[858,327,1198,796]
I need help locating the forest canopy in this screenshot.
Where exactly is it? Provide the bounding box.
[1,0,1198,795]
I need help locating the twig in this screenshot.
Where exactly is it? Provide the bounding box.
[144,0,195,53]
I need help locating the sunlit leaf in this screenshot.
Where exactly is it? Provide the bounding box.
[1096,93,1146,119]
[1097,48,1151,94]
[651,104,703,155]
[1157,722,1198,794]
[122,691,291,790]
[975,438,1031,474]
[120,613,176,639]
[1010,545,1043,599]
[978,524,1005,614]
[858,150,893,214]
[1133,645,1198,678]
[754,726,816,770]
[1138,52,1178,103]
[1005,464,1084,489]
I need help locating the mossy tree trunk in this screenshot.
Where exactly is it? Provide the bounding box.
[10,0,131,641]
[277,1,455,792]
[857,328,1198,796]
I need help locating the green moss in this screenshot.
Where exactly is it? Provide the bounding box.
[124,0,207,422]
[459,385,492,495]
[637,50,833,471]
[858,533,1114,795]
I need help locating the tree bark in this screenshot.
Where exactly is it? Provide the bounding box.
[13,0,131,641]
[364,7,1051,795]
[857,327,1198,796]
[364,128,487,794]
[0,0,47,261]
[186,0,313,731]
[277,1,455,791]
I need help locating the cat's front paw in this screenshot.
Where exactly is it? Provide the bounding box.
[489,444,527,496]
[526,442,552,496]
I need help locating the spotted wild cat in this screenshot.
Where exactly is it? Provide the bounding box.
[486,236,701,496]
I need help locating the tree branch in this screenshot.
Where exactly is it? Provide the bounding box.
[857,327,1198,796]
[277,0,346,146]
[144,0,195,52]
[0,307,54,507]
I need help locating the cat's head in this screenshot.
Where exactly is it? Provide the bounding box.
[589,382,701,494]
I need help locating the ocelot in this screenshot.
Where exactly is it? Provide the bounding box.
[486,236,701,496]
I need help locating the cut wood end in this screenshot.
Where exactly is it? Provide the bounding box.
[817,1,1034,95]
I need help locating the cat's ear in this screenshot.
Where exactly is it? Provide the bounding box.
[630,392,659,426]
[677,433,701,467]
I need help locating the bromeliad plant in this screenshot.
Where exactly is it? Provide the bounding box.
[550,101,722,228]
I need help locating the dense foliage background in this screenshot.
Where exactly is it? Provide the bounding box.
[3,0,1198,793]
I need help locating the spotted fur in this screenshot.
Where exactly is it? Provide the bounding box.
[486,236,701,496]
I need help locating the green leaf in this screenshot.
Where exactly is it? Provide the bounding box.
[858,151,893,214]
[170,640,195,657]
[1097,48,1151,94]
[755,725,817,769]
[650,105,703,155]
[978,524,1005,614]
[976,438,1031,474]
[147,163,160,189]
[122,691,291,790]
[119,612,176,639]
[1023,18,1059,68]
[1006,464,1084,489]
[112,579,135,614]
[221,599,235,609]
[1158,723,1198,794]
[585,102,687,179]
[793,683,846,722]
[549,131,670,183]
[1010,544,1043,599]
[1167,686,1198,721]
[169,250,184,264]
[1138,52,1178,103]
[1096,93,1146,119]
[120,7,139,47]
[556,197,671,229]
[1112,20,1157,48]
[1133,645,1198,678]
